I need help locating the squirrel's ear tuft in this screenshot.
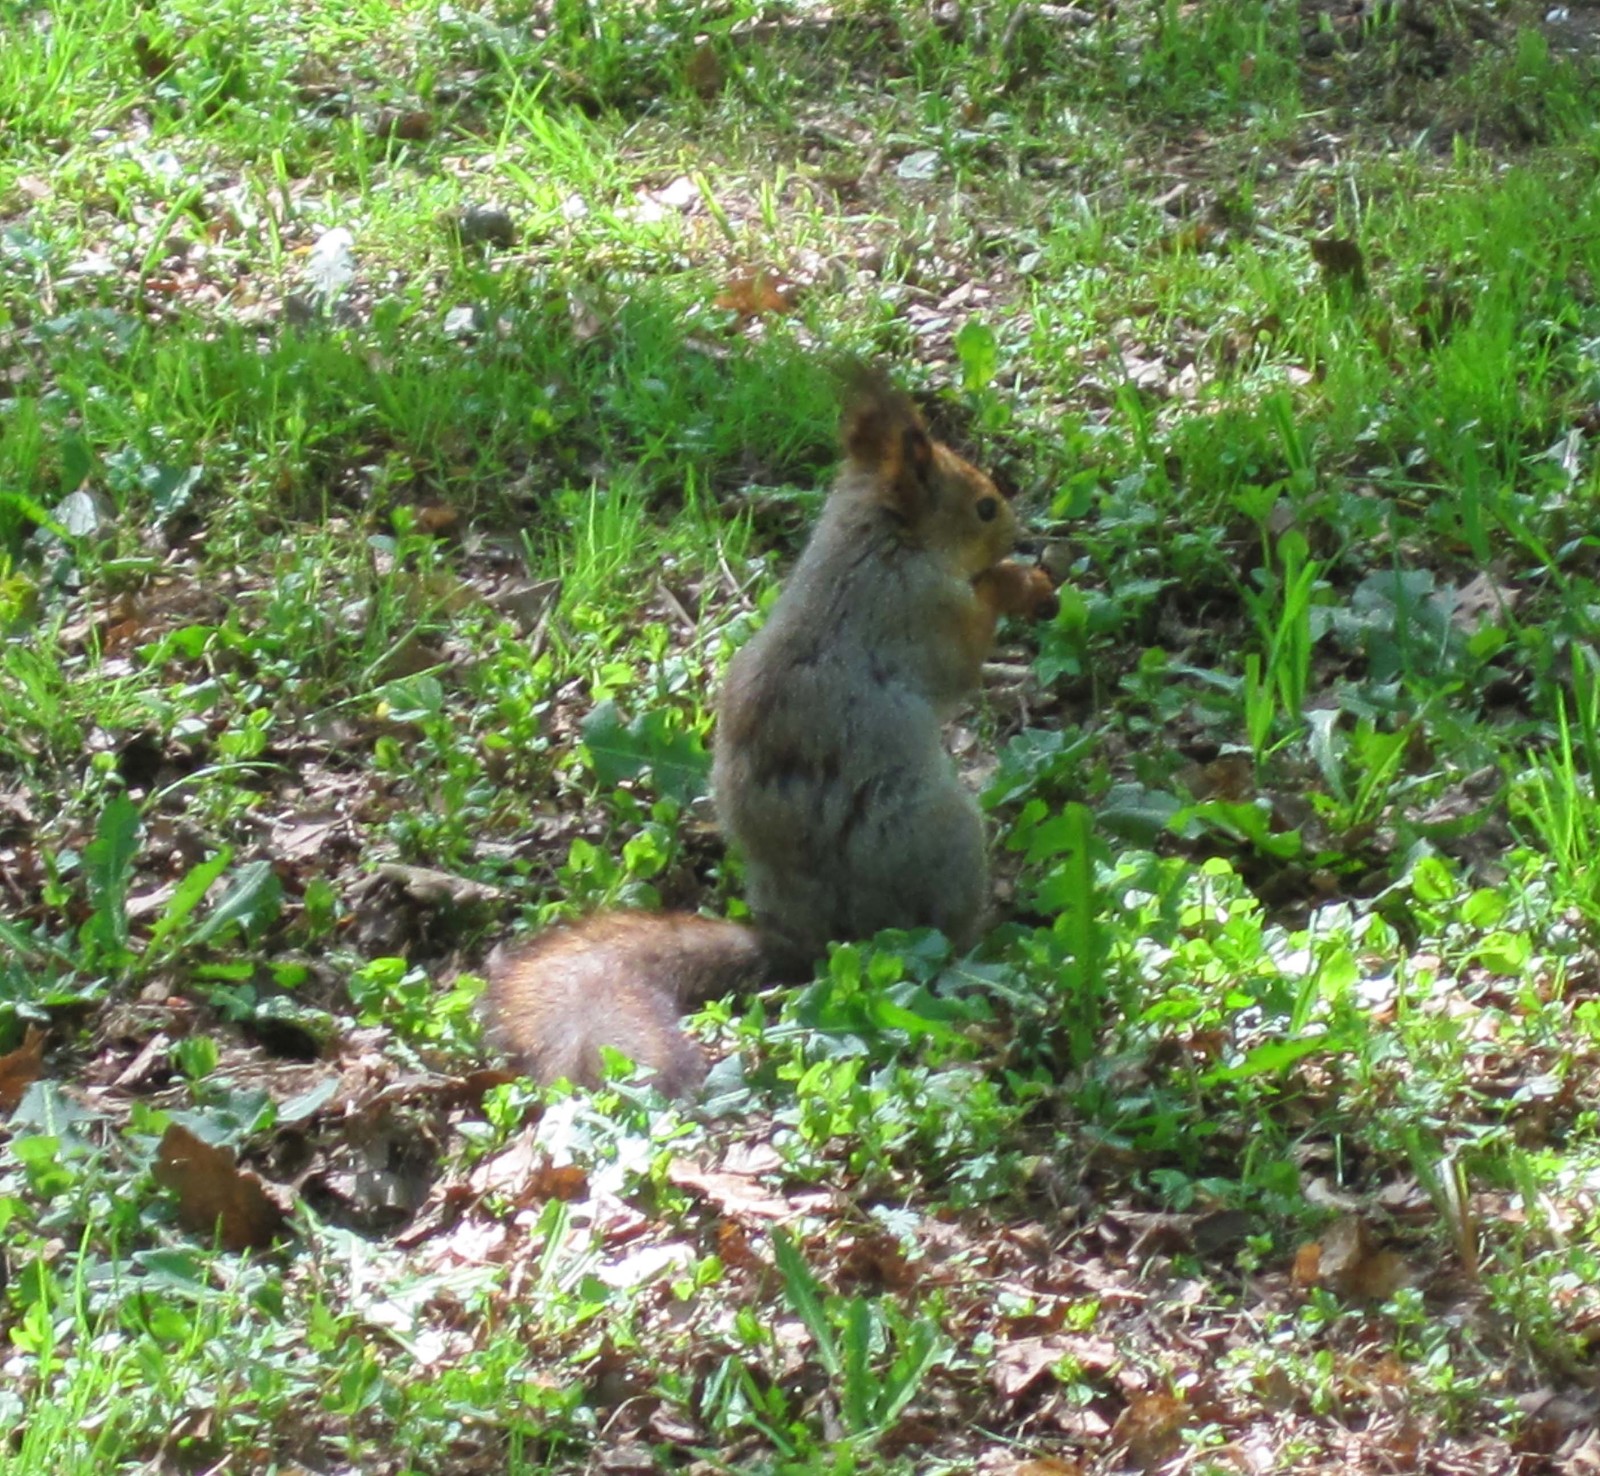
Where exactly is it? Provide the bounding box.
[840,371,932,514]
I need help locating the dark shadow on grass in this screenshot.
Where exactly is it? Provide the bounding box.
[4,277,848,553]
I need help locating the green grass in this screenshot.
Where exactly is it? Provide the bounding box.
[7,0,1600,1468]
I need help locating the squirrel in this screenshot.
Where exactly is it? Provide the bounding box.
[486,376,1059,1096]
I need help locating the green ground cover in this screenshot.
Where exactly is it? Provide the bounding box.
[5,0,1600,1469]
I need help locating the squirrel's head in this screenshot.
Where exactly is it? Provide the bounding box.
[840,379,1019,577]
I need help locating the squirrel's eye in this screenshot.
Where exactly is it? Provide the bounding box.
[976,496,999,522]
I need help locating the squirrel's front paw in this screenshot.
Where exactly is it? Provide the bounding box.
[1017,564,1060,623]
[975,561,1061,622]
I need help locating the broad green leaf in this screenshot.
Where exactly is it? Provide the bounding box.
[145,846,234,961]
[630,710,710,802]
[1474,931,1531,975]
[191,861,282,947]
[581,702,710,801]
[81,791,141,961]
[1171,800,1302,860]
[581,701,646,787]
[1203,1033,1338,1085]
[1050,804,1102,1042]
[983,727,1092,808]
[954,318,998,391]
[840,1296,874,1433]
[877,1316,944,1431]
[771,1228,839,1378]
[0,488,67,538]
[1097,783,1182,844]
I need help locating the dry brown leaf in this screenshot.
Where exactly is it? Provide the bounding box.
[1340,1246,1410,1300]
[714,1218,759,1270]
[269,811,347,865]
[1449,571,1519,634]
[714,267,799,319]
[124,878,178,922]
[1114,1390,1188,1470]
[1160,221,1217,255]
[153,1123,287,1252]
[595,1441,659,1475]
[596,1241,694,1290]
[0,1027,46,1112]
[1180,753,1255,803]
[1291,1239,1323,1287]
[1006,1459,1086,1476]
[721,1140,782,1175]
[132,33,177,80]
[113,1032,173,1090]
[1309,236,1367,289]
[485,576,561,635]
[1254,1364,1297,1411]
[103,616,144,655]
[684,41,724,97]
[1117,348,1169,393]
[568,290,605,342]
[1302,1215,1361,1282]
[372,863,501,907]
[369,632,448,682]
[377,109,434,142]
[414,503,460,535]
[646,1405,702,1447]
[1320,1215,1374,1287]
[994,1336,1073,1403]
[668,1159,796,1220]
[1061,1334,1119,1373]
[527,1161,589,1201]
[1294,1215,1412,1301]
[468,1131,588,1203]
[837,1231,916,1293]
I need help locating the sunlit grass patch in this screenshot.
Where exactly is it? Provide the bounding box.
[7,0,1600,1466]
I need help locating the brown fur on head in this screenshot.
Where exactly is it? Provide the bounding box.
[840,374,930,484]
[839,372,1019,578]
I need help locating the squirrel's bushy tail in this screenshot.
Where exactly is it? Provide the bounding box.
[486,913,770,1096]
